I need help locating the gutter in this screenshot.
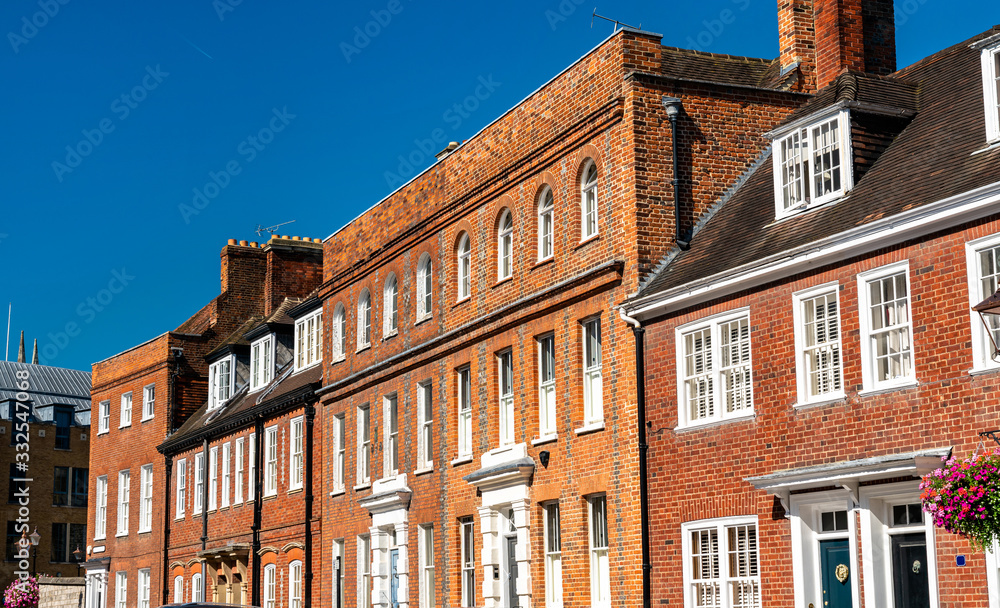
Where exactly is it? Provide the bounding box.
[200,439,209,552]
[618,309,651,608]
[251,416,264,608]
[304,404,315,608]
[161,456,173,605]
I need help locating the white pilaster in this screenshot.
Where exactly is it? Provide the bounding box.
[395,522,410,608]
[479,506,501,608]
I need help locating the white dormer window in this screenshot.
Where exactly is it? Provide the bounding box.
[250,335,273,391]
[773,110,852,218]
[209,357,233,410]
[981,43,1000,143]
[295,309,323,371]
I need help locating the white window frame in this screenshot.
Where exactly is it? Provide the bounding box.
[417,381,433,471]
[138,463,153,533]
[173,575,183,603]
[295,308,323,373]
[498,349,514,446]
[498,210,513,280]
[967,233,1000,372]
[588,495,610,608]
[175,459,186,519]
[264,424,278,496]
[357,405,371,485]
[209,446,218,511]
[221,442,231,508]
[290,416,304,491]
[358,534,372,608]
[116,469,130,537]
[384,274,399,336]
[115,571,127,608]
[193,453,204,514]
[141,384,155,421]
[787,490,859,608]
[263,564,276,608]
[192,572,203,603]
[457,233,471,301]
[289,560,303,608]
[581,160,599,240]
[982,43,1000,143]
[460,518,475,608]
[332,304,346,362]
[675,307,754,428]
[457,366,472,457]
[209,357,233,410]
[538,334,557,438]
[137,569,150,608]
[99,400,110,434]
[250,334,274,391]
[416,254,433,322]
[358,289,372,350]
[333,539,346,608]
[680,515,761,608]
[419,524,435,608]
[538,188,554,261]
[792,282,845,406]
[544,502,563,608]
[772,109,853,219]
[857,261,916,392]
[247,432,256,502]
[333,414,346,492]
[582,318,604,426]
[95,475,107,540]
[235,439,244,503]
[119,392,132,428]
[383,394,399,478]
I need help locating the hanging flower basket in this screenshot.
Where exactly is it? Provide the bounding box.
[3,576,39,608]
[920,449,1000,551]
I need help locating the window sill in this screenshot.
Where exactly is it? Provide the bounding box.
[969,366,1000,377]
[531,434,558,446]
[94,536,107,542]
[972,140,1000,156]
[138,528,152,535]
[414,466,434,476]
[382,330,398,342]
[329,488,345,497]
[115,532,128,539]
[414,315,432,327]
[330,356,346,366]
[532,256,554,270]
[140,416,154,423]
[794,394,847,410]
[288,487,303,495]
[262,493,277,501]
[454,296,471,308]
[574,421,605,436]
[293,361,322,375]
[451,455,473,467]
[857,381,918,397]
[118,425,131,430]
[575,234,600,250]
[493,276,512,289]
[675,412,755,433]
[353,482,371,492]
[97,430,109,436]
[173,517,184,522]
[356,344,371,354]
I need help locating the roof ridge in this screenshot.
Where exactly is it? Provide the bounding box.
[660,45,774,64]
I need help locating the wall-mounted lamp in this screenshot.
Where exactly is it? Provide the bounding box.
[973,289,1000,361]
[539,450,550,468]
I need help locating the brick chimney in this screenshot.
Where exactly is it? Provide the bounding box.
[778,0,895,92]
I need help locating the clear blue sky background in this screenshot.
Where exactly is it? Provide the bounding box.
[1,0,995,372]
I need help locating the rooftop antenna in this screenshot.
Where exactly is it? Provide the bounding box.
[255,220,296,238]
[591,8,640,32]
[4,303,9,362]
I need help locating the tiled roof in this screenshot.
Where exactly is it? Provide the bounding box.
[637,26,1000,299]
[660,46,783,89]
[0,361,91,411]
[174,297,217,335]
[777,70,918,127]
[204,316,263,360]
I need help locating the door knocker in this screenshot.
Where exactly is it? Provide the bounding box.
[912,560,921,574]
[835,564,849,583]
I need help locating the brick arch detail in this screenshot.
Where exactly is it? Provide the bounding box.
[568,144,606,243]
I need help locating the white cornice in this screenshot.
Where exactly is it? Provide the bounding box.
[626,180,1000,319]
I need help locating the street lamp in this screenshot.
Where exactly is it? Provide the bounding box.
[974,289,1000,446]
[29,527,40,576]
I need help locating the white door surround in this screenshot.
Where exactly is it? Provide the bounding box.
[359,474,412,608]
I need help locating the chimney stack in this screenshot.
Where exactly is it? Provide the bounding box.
[778,0,896,92]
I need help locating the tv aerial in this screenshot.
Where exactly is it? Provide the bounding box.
[256,220,296,238]
[591,9,640,32]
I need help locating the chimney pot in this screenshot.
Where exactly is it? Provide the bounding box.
[292,236,301,241]
[239,240,248,246]
[228,239,237,245]
[250,242,259,248]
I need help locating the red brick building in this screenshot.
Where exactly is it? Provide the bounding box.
[312,24,804,608]
[621,9,1000,608]
[83,236,322,608]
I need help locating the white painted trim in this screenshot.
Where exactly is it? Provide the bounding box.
[249,334,275,392]
[788,490,861,608]
[680,515,759,608]
[982,44,1000,144]
[792,281,846,407]
[626,181,1000,319]
[986,541,1000,608]
[773,110,854,220]
[856,261,916,392]
[965,232,1000,372]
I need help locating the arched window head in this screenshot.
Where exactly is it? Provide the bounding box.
[538,188,554,260]
[581,160,599,240]
[417,254,433,321]
[358,290,372,349]
[498,211,513,280]
[384,275,398,336]
[457,233,471,300]
[332,303,346,360]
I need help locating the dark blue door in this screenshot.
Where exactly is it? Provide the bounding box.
[820,539,852,608]
[891,533,930,608]
[390,549,399,608]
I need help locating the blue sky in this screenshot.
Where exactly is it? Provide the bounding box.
[0,0,994,372]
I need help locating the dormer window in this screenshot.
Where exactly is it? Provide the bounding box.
[981,43,1000,142]
[208,357,233,410]
[295,309,322,371]
[773,110,852,218]
[250,335,273,392]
